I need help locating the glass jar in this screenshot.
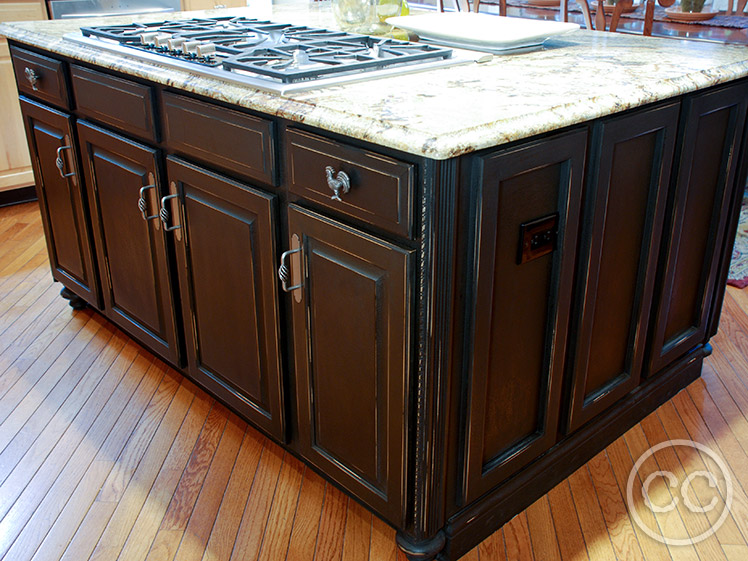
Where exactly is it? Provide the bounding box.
[332,0,376,32]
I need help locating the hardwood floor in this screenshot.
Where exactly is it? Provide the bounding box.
[2,200,748,561]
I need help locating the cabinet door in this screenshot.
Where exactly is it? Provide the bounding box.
[287,205,412,525]
[648,83,748,375]
[167,157,285,440]
[19,98,99,306]
[461,130,586,504]
[566,103,679,432]
[77,120,179,365]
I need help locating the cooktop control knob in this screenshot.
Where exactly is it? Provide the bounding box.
[168,38,185,52]
[196,43,217,58]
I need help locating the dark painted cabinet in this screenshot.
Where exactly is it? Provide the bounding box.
[10,40,748,561]
[460,129,586,503]
[167,156,285,440]
[76,120,180,365]
[565,103,679,432]
[648,83,748,374]
[286,204,413,525]
[19,97,99,308]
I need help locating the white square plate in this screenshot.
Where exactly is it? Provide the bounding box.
[386,12,580,52]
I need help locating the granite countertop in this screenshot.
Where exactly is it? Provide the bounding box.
[2,0,748,159]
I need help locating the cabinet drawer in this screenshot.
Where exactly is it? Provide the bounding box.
[161,92,275,186]
[71,65,157,142]
[286,128,414,238]
[10,46,69,109]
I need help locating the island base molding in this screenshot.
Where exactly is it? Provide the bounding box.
[440,345,707,560]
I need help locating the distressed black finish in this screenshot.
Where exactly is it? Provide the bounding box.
[10,39,748,561]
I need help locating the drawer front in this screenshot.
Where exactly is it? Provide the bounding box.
[161,92,275,186]
[71,65,157,142]
[286,128,414,238]
[10,45,69,109]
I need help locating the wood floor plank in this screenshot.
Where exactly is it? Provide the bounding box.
[29,374,197,561]
[285,466,326,561]
[567,466,617,561]
[172,412,247,561]
[0,281,62,358]
[638,411,728,560]
[0,309,102,430]
[98,393,215,561]
[525,495,562,561]
[670,389,748,542]
[656,398,747,546]
[144,403,230,561]
[313,483,348,561]
[547,481,589,561]
[0,298,80,400]
[622,422,701,560]
[0,319,116,519]
[0,327,126,485]
[2,361,176,561]
[503,512,535,561]
[603,435,675,561]
[587,450,645,561]
[0,350,159,559]
[228,443,285,561]
[257,453,306,561]
[722,543,748,561]
[368,515,397,561]
[341,497,373,561]
[201,429,265,561]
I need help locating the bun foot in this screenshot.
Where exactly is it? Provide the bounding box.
[60,287,87,310]
[396,531,446,561]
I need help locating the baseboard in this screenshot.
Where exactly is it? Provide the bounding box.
[441,346,705,560]
[0,186,37,208]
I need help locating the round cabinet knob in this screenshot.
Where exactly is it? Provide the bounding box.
[24,67,39,91]
[325,166,351,202]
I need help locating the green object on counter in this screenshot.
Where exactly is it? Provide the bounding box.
[680,0,706,11]
[401,0,410,15]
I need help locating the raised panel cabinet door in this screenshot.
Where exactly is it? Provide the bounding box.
[19,97,99,306]
[77,120,179,365]
[567,103,679,432]
[648,83,748,375]
[167,156,285,440]
[461,129,586,504]
[287,204,413,526]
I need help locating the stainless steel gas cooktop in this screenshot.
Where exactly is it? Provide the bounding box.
[65,16,476,94]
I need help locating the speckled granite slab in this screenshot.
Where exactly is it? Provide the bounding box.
[2,0,748,159]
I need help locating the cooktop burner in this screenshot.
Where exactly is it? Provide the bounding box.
[68,16,471,93]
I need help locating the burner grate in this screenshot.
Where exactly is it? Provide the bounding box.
[73,16,463,92]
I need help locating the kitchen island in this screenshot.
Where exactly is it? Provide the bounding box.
[2,3,748,558]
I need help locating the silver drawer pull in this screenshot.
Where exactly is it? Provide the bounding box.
[325,166,350,202]
[278,248,303,293]
[160,194,182,232]
[55,146,75,179]
[138,185,159,221]
[24,67,39,91]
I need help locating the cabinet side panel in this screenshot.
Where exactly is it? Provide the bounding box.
[662,110,729,344]
[480,166,557,463]
[462,129,586,504]
[584,132,657,395]
[648,82,748,374]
